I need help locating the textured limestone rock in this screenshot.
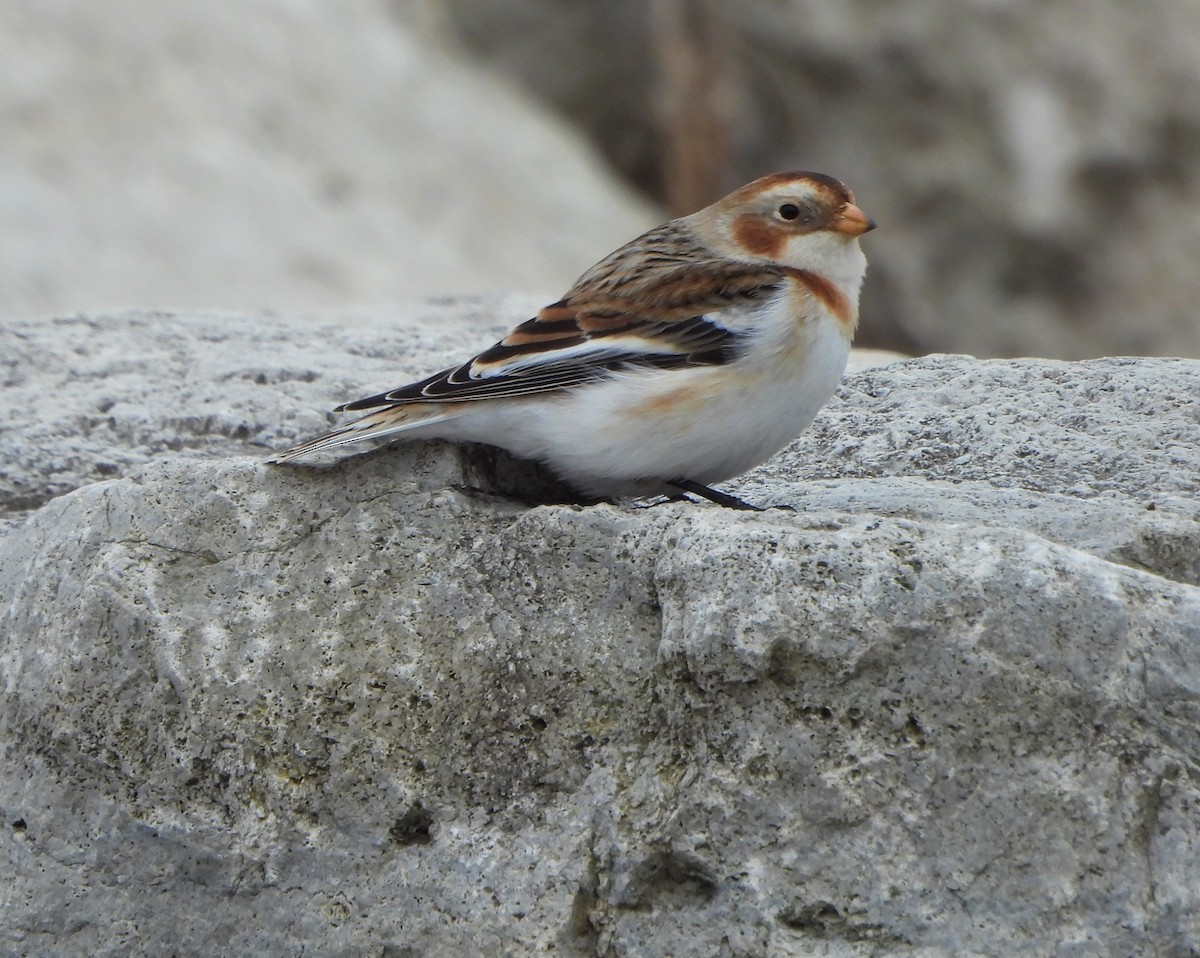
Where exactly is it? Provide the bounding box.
[2,307,1200,956]
[750,355,1200,586]
[0,300,542,531]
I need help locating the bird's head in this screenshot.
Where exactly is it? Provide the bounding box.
[690,171,874,281]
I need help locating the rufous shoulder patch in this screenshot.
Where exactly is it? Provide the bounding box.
[787,268,855,336]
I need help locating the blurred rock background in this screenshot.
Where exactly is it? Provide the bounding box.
[4,0,1199,358]
[0,0,657,320]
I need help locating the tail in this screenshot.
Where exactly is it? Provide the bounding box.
[267,404,461,464]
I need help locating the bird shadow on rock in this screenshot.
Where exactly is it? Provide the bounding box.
[268,438,594,507]
[452,441,601,506]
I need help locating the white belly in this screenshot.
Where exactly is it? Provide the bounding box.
[444,312,851,496]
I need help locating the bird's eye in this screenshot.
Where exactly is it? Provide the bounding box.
[778,203,801,221]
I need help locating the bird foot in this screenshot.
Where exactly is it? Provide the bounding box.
[667,479,763,511]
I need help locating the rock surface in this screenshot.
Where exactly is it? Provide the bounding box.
[2,307,1200,956]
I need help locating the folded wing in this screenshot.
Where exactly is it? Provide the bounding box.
[340,252,788,413]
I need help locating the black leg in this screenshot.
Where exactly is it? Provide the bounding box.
[667,479,763,512]
[630,493,688,509]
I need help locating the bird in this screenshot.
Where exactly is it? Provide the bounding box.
[269,171,874,510]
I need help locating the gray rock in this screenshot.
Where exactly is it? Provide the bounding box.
[746,355,1200,586]
[0,300,548,529]
[2,308,1200,956]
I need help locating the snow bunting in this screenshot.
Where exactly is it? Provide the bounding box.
[270,171,874,509]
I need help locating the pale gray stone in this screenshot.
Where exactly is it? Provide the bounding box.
[0,300,547,530]
[2,308,1199,956]
[743,355,1200,586]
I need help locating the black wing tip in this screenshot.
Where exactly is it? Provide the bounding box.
[337,363,471,411]
[335,392,384,413]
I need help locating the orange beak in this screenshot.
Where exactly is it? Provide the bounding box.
[834,203,876,236]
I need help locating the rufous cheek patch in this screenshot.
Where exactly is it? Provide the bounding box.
[732,214,788,260]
